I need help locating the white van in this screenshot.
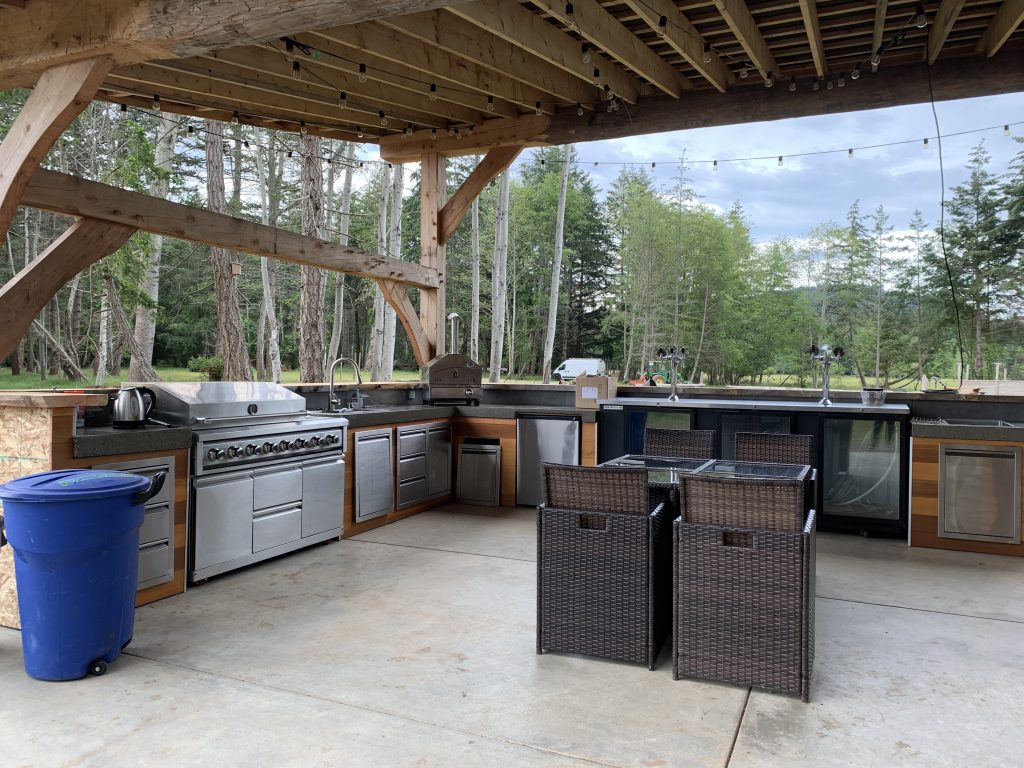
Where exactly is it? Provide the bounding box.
[551,358,606,382]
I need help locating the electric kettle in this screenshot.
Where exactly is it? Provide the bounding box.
[112,387,156,429]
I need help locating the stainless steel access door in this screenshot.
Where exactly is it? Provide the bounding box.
[939,444,1021,544]
[193,471,254,572]
[516,414,580,506]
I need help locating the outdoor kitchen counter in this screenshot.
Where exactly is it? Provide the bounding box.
[910,422,1024,440]
[339,404,597,428]
[72,424,193,459]
[598,396,909,415]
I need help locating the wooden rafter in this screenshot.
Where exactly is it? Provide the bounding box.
[622,0,731,93]
[976,0,1024,56]
[530,0,689,97]
[438,146,523,246]
[798,0,828,78]
[0,0,27,8]
[375,278,433,368]
[711,0,778,78]
[450,0,640,104]
[0,56,111,242]
[928,0,968,63]
[379,113,551,163]
[380,10,597,108]
[20,169,440,289]
[0,218,137,361]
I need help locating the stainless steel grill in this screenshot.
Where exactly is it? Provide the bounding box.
[422,313,482,405]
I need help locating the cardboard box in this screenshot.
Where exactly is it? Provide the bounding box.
[574,375,617,410]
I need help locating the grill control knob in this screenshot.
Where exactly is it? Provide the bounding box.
[293,438,306,449]
[262,441,274,455]
[277,440,289,453]
[207,448,220,461]
[215,449,226,460]
[245,443,257,456]
[325,434,338,445]
[309,436,321,447]
[226,445,239,459]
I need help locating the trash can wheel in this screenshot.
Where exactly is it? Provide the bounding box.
[89,659,108,676]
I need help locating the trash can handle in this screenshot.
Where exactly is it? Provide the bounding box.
[133,471,166,506]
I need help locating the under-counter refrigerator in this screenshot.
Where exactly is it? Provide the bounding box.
[516,413,581,506]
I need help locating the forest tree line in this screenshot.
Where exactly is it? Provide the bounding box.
[2,92,1023,388]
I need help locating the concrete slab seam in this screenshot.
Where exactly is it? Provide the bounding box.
[816,595,1024,625]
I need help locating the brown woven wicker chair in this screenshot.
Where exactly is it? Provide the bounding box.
[644,428,716,460]
[734,432,813,465]
[537,464,670,669]
[673,472,816,701]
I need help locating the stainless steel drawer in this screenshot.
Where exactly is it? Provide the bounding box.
[253,506,302,552]
[253,466,302,510]
[398,477,428,508]
[398,455,427,482]
[138,541,171,585]
[136,466,172,507]
[398,428,427,457]
[139,504,171,547]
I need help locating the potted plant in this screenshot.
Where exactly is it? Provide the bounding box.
[187,355,225,381]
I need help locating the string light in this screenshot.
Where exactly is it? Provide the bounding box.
[299,121,307,135]
[914,3,928,28]
[535,101,543,116]
[430,128,437,141]
[1005,124,1011,136]
[231,111,239,125]
[581,43,592,64]
[848,148,853,158]
[871,52,881,72]
[812,78,820,92]
[358,63,367,83]
[651,162,656,170]
[454,127,461,139]
[152,94,160,109]
[739,67,749,79]
[292,61,301,80]
[702,43,711,64]
[778,156,783,166]
[788,78,797,92]
[826,77,834,90]
[576,102,584,116]
[923,137,929,148]
[658,15,668,38]
[356,126,364,139]
[764,71,775,88]
[243,140,250,149]
[429,83,438,101]
[187,124,194,134]
[287,150,293,158]
[850,64,861,80]
[404,124,413,138]
[378,111,388,127]
[564,3,575,27]
[837,75,846,88]
[487,95,495,112]
[447,127,455,137]
[338,91,347,109]
[120,103,128,113]
[713,160,718,171]
[285,40,296,62]
[593,68,601,86]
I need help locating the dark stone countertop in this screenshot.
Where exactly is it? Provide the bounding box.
[910,423,1024,441]
[334,404,596,428]
[73,424,193,459]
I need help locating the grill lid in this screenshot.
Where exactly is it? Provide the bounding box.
[144,382,306,425]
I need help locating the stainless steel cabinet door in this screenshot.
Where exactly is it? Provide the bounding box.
[355,430,394,522]
[427,425,451,496]
[516,416,580,506]
[302,456,344,537]
[193,472,254,570]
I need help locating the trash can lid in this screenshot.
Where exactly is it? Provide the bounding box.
[0,469,151,502]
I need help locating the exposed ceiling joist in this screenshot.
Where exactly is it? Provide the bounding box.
[976,0,1024,56]
[530,0,690,97]
[798,0,828,77]
[379,113,550,163]
[712,0,778,78]
[872,0,889,67]
[449,0,640,104]
[622,0,731,93]
[928,0,968,63]
[381,10,597,108]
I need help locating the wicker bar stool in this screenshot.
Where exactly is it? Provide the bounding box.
[537,464,671,669]
[672,473,816,701]
[645,428,716,460]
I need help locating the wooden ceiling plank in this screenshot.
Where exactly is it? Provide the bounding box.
[928,0,968,63]
[380,10,596,107]
[308,23,548,114]
[976,0,1024,56]
[379,113,550,164]
[712,0,778,77]
[530,0,689,96]
[22,168,440,288]
[798,0,828,77]
[622,0,731,93]
[449,0,640,104]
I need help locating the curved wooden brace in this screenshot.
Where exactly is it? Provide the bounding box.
[0,217,137,361]
[0,56,112,241]
[438,145,522,246]
[374,278,434,368]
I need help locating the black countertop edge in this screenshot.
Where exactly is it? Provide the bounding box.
[911,424,1024,441]
[73,425,193,459]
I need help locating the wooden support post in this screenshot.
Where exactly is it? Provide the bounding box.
[419,152,446,359]
[375,278,432,368]
[438,145,522,246]
[0,57,111,241]
[0,217,137,361]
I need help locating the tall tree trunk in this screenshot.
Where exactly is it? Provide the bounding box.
[95,290,109,386]
[205,120,252,381]
[254,141,282,382]
[382,163,403,379]
[105,271,159,380]
[489,169,511,383]
[328,142,355,362]
[470,192,481,362]
[370,165,391,381]
[5,230,22,374]
[130,113,178,379]
[299,133,327,382]
[689,285,711,382]
[542,145,572,383]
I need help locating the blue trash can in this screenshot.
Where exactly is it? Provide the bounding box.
[0,469,165,681]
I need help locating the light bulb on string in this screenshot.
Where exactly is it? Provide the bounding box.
[764,71,775,88]
[739,67,748,79]
[378,111,388,127]
[430,128,437,141]
[564,3,575,27]
[152,94,160,109]
[581,43,591,64]
[454,127,461,139]
[356,126,364,139]
[1004,124,1011,137]
[848,148,853,158]
[285,39,296,62]
[576,102,584,116]
[837,75,846,87]
[713,160,718,171]
[702,43,711,64]
[292,61,301,80]
[338,91,347,109]
[231,111,239,125]
[923,137,930,148]
[287,150,293,158]
[914,4,927,28]
[487,95,495,112]
[358,63,367,83]
[405,124,414,137]
[535,101,543,116]
[871,52,881,71]
[243,140,249,149]
[812,78,820,92]
[851,64,861,80]
[593,68,601,86]
[429,83,438,101]
[447,127,455,137]
[299,121,307,135]
[120,103,128,113]
[778,156,783,167]
[826,77,834,90]
[658,16,668,38]
[788,77,797,92]
[651,162,656,170]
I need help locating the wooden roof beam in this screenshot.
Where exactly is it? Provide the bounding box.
[308,24,547,114]
[928,0,968,63]
[438,146,523,245]
[380,10,597,107]
[798,0,828,77]
[379,113,550,164]
[976,0,1024,56]
[622,0,732,93]
[449,0,640,104]
[530,0,689,97]
[21,169,439,288]
[711,0,778,79]
[872,0,889,69]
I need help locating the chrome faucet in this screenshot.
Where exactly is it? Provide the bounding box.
[328,357,363,412]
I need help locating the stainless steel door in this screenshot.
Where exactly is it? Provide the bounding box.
[516,415,580,506]
[355,429,394,522]
[302,456,344,537]
[427,424,451,496]
[457,445,501,506]
[193,471,254,571]
[940,444,1021,543]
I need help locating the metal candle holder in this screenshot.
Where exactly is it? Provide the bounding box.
[656,345,687,402]
[809,343,845,406]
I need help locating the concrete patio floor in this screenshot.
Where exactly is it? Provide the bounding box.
[2,504,1023,767]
